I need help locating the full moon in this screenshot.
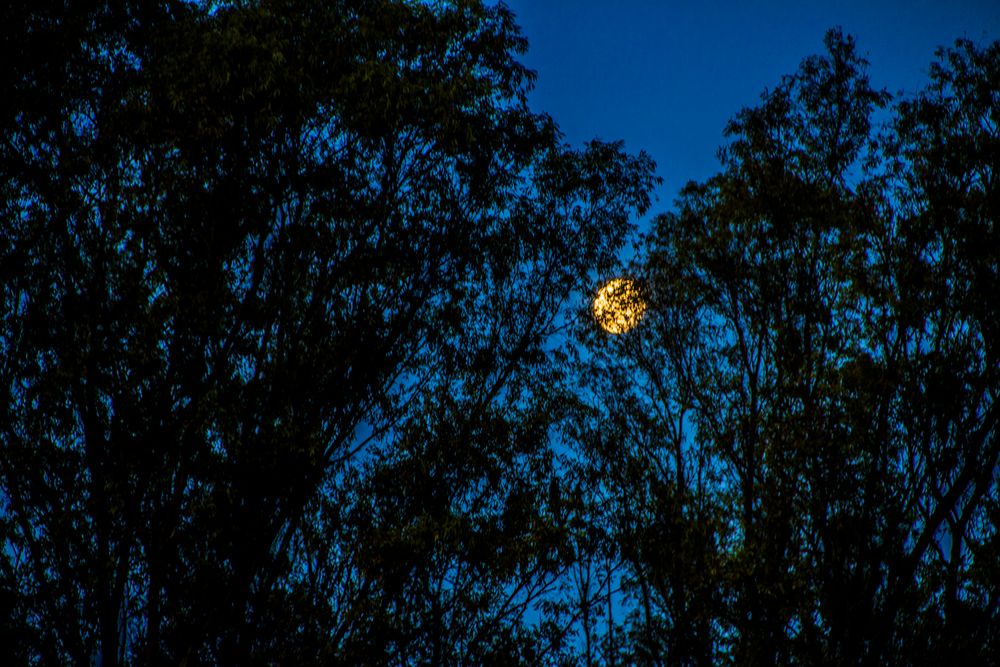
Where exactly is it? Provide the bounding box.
[592,277,647,334]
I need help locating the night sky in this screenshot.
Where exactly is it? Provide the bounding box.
[501,0,1000,227]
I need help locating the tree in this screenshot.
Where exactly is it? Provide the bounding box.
[574,30,1000,665]
[0,0,656,663]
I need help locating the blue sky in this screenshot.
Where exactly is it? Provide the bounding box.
[500,0,1000,214]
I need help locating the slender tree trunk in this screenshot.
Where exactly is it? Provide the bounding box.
[147,525,161,666]
[607,562,615,667]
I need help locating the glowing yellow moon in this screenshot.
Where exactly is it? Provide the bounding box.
[592,277,646,334]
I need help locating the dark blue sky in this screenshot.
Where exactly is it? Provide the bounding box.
[501,0,1000,213]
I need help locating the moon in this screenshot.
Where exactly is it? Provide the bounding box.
[592,277,646,334]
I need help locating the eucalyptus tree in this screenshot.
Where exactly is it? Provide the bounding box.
[573,30,1000,665]
[0,0,656,663]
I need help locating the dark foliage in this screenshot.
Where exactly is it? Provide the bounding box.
[0,0,654,663]
[2,2,998,665]
[576,30,1000,666]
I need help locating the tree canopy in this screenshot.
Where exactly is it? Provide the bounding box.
[1,1,998,665]
[577,29,1000,665]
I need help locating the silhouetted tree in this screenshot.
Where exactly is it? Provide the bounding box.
[0,0,655,664]
[574,30,1000,666]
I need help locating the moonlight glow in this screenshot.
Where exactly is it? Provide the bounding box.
[592,278,646,334]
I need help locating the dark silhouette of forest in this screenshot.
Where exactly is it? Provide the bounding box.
[2,1,998,664]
